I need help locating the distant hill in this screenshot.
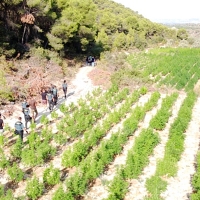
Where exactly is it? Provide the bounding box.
[155,18,200,24]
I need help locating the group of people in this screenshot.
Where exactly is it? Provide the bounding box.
[86,55,95,67]
[0,80,68,143]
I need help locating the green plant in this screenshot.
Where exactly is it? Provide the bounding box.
[10,138,23,159]
[140,86,148,95]
[53,132,67,145]
[107,174,128,200]
[0,148,9,169]
[26,176,44,200]
[145,176,167,198]
[7,163,24,182]
[43,164,60,186]
[40,115,49,125]
[51,111,59,120]
[52,186,71,200]
[0,185,14,199]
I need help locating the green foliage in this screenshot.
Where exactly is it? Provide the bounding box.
[150,93,178,130]
[22,132,56,166]
[26,176,44,200]
[177,28,188,40]
[140,86,148,95]
[145,176,167,199]
[10,138,23,159]
[123,128,159,178]
[7,163,24,182]
[107,174,128,200]
[52,186,70,200]
[0,0,179,58]
[146,92,196,199]
[40,115,49,125]
[0,56,14,103]
[51,111,59,120]
[43,164,60,186]
[0,184,14,200]
[0,148,9,169]
[126,48,200,91]
[53,132,67,145]
[191,153,200,199]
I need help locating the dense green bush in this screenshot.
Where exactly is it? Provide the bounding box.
[26,176,44,200]
[43,164,60,186]
[7,163,24,182]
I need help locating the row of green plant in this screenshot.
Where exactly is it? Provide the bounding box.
[59,87,102,115]
[0,86,129,184]
[61,89,142,168]
[56,85,123,138]
[113,48,200,91]
[105,93,178,199]
[149,93,178,130]
[4,86,122,166]
[0,125,56,168]
[107,128,159,200]
[0,88,156,199]
[0,163,61,200]
[191,152,200,200]
[51,91,161,199]
[145,91,196,199]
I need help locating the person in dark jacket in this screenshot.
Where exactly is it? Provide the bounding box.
[46,90,54,112]
[41,88,47,109]
[14,117,26,142]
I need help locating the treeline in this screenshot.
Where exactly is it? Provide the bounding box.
[0,0,186,58]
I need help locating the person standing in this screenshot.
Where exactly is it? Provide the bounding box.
[50,84,54,93]
[14,117,26,142]
[62,80,68,99]
[52,85,58,105]
[46,90,54,112]
[0,113,4,145]
[91,56,95,67]
[41,89,47,108]
[23,105,32,129]
[28,96,38,123]
[21,98,28,114]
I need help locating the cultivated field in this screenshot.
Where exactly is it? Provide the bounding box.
[1,48,200,200]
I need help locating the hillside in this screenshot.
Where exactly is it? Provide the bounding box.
[1,64,200,199]
[1,1,200,200]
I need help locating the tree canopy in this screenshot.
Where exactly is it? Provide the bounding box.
[0,0,183,58]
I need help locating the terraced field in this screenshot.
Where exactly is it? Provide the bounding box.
[1,48,200,200]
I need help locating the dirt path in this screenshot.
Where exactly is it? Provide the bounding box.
[2,66,97,131]
[0,66,98,198]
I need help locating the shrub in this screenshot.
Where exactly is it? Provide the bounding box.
[43,164,60,186]
[7,163,24,182]
[26,176,44,200]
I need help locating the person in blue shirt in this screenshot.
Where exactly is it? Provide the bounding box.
[23,105,32,129]
[21,98,28,114]
[14,117,26,141]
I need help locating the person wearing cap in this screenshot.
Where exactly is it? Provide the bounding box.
[14,117,26,142]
